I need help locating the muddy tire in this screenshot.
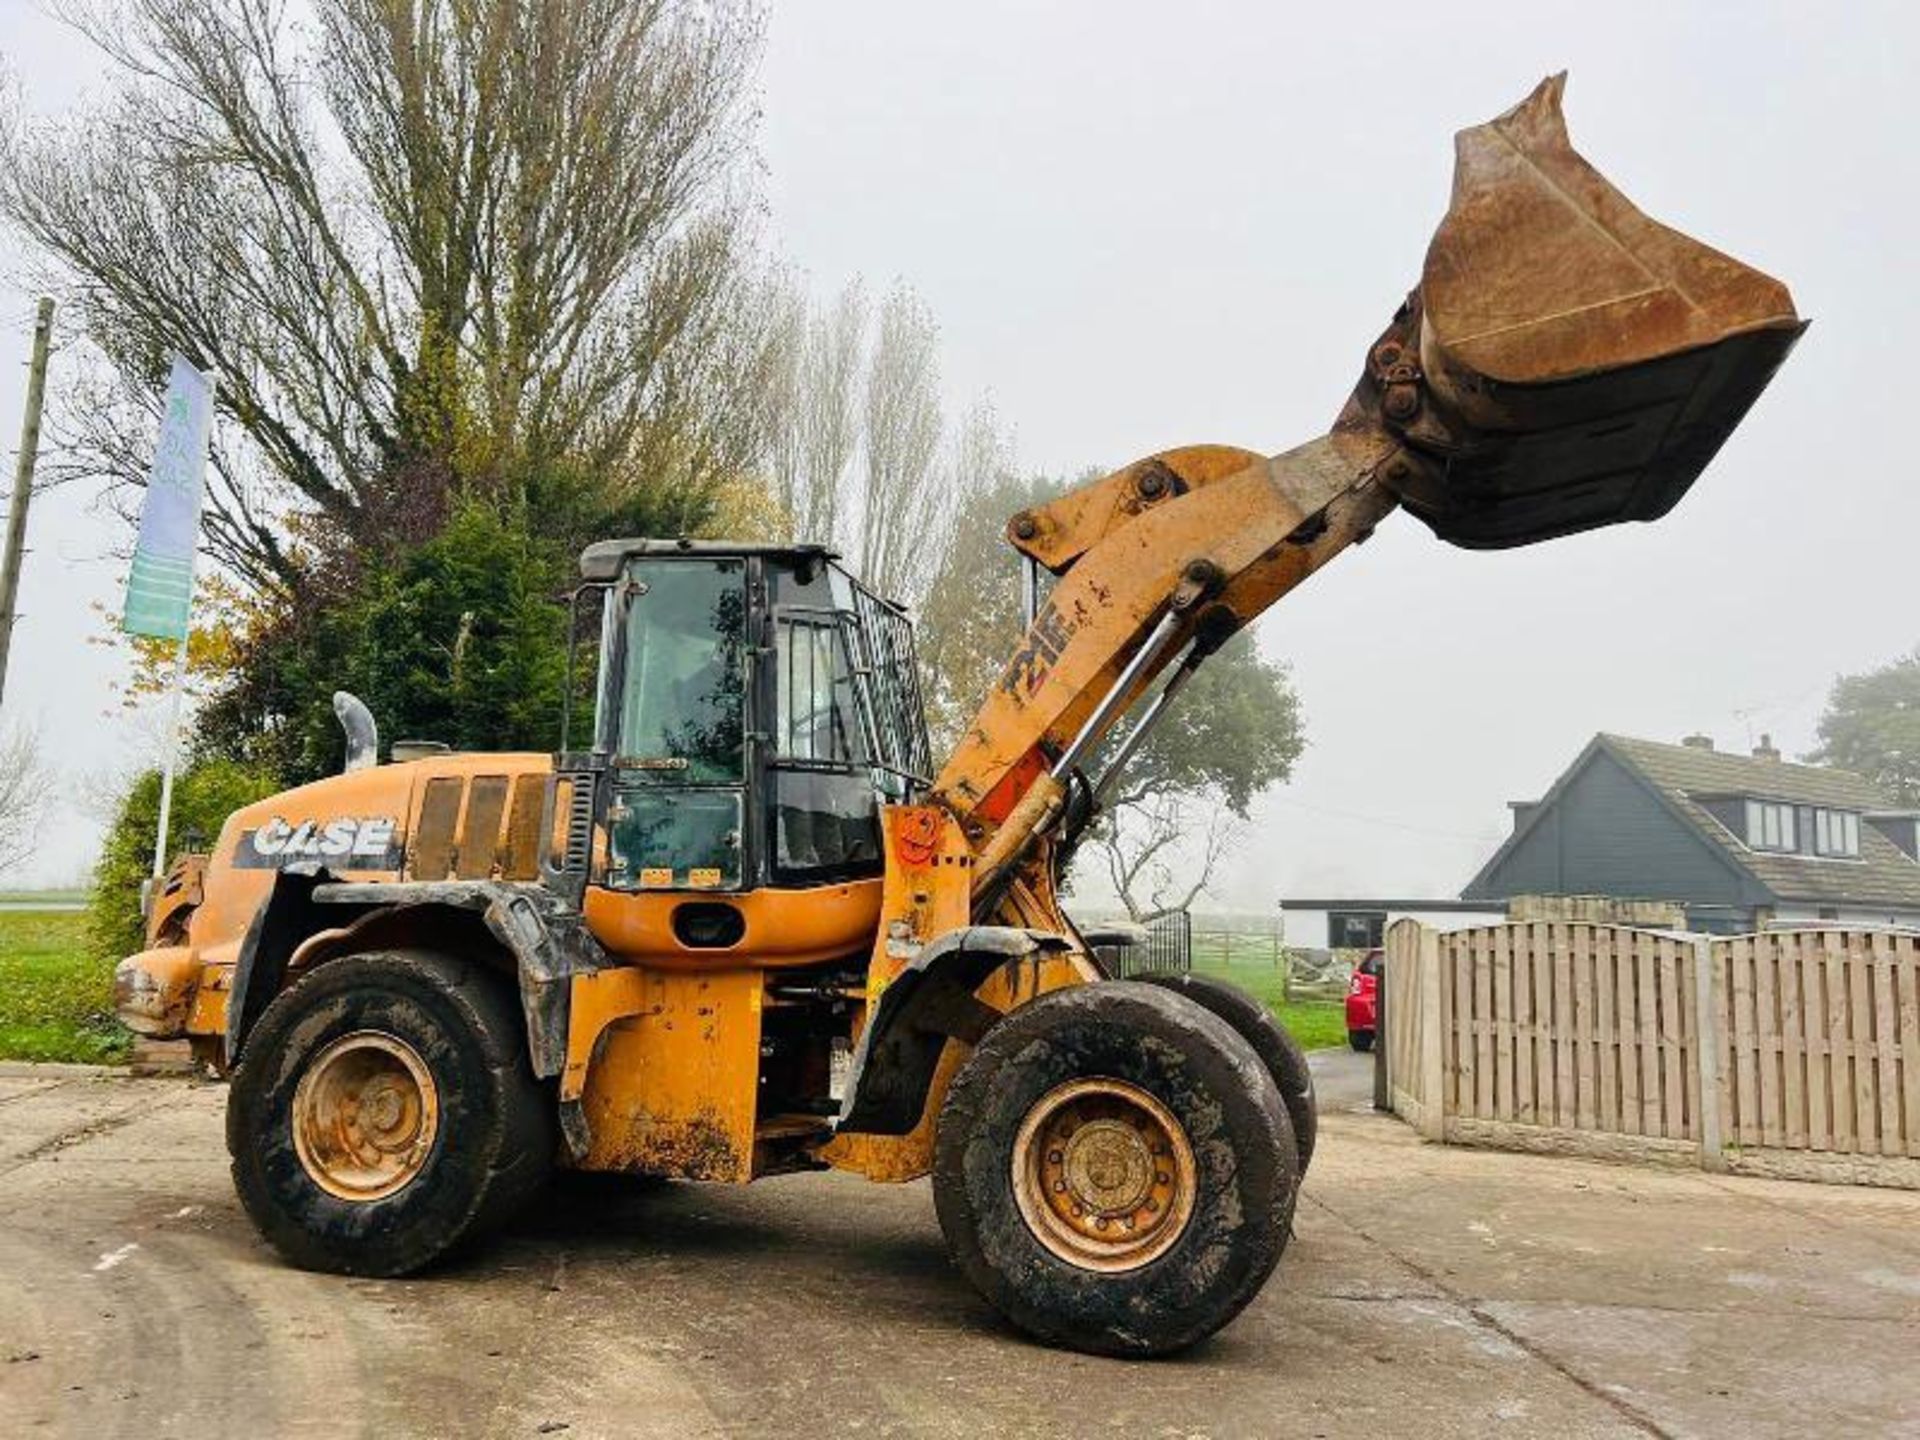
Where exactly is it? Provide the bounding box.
[1132,970,1317,1175]
[227,949,554,1277]
[932,982,1297,1357]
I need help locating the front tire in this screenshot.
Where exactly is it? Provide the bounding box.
[227,949,554,1277]
[1133,970,1317,1176]
[1349,1029,1374,1053]
[933,982,1297,1357]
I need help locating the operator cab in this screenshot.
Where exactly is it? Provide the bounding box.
[548,541,932,926]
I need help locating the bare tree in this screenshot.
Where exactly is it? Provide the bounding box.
[759,277,867,546]
[911,423,1036,752]
[0,729,50,879]
[1,0,768,589]
[802,285,869,544]
[856,284,943,603]
[1093,796,1242,920]
[755,277,995,612]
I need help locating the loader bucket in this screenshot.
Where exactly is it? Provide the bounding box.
[1399,74,1805,549]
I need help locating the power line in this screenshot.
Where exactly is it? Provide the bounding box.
[1267,794,1491,844]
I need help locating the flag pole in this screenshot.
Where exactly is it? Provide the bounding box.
[149,623,191,880]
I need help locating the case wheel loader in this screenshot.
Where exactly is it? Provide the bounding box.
[114,77,1802,1357]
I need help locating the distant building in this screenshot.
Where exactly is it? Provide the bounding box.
[1278,899,1507,951]
[1463,733,1920,933]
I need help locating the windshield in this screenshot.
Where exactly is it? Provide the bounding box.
[615,558,746,783]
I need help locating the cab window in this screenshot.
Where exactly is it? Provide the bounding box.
[771,610,880,879]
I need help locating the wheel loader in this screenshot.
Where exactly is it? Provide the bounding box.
[113,77,1802,1357]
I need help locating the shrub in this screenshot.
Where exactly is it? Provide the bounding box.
[195,499,578,784]
[87,758,281,962]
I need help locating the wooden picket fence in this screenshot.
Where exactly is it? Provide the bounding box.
[1383,919,1920,1186]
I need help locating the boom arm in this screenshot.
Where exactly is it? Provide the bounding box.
[935,74,1804,925]
[937,365,1410,916]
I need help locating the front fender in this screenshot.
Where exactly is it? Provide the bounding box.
[836,926,1075,1136]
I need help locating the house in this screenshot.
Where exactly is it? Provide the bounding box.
[1463,732,1920,933]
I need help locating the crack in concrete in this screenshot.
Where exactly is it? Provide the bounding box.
[1301,1190,1672,1438]
[0,1094,174,1180]
[0,1078,78,1109]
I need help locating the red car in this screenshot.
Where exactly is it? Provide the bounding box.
[1346,949,1381,1051]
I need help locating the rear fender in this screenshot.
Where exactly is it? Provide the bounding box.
[226,875,610,1106]
[225,867,332,1067]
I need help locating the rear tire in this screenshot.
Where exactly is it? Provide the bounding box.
[1133,970,1317,1175]
[1349,1029,1374,1053]
[227,949,554,1277]
[933,982,1297,1357]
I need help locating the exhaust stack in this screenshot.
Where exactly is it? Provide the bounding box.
[1376,74,1805,549]
[333,691,379,772]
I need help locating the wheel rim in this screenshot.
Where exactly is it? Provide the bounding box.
[1011,1077,1197,1273]
[292,1031,439,1201]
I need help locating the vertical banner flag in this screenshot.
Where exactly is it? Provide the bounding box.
[122,355,215,640]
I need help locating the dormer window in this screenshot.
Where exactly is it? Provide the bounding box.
[1812,808,1860,858]
[1746,800,1796,852]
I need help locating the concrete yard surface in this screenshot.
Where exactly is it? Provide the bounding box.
[1,1053,1916,1438]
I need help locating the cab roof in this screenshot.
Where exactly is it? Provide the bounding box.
[577,538,839,582]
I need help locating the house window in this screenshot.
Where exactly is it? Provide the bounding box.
[1811,808,1860,858]
[1746,800,1796,852]
[1327,909,1386,950]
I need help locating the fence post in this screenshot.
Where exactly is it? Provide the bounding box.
[1418,923,1446,1140]
[1373,946,1391,1111]
[1691,935,1726,1171]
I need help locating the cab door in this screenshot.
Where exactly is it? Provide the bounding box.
[598,556,752,894]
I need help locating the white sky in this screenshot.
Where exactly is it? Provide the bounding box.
[0,1,1912,904]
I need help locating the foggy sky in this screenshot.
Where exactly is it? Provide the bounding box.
[0,1,1910,907]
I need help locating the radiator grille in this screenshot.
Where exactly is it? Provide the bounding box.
[504,774,547,878]
[411,777,464,877]
[458,777,510,879]
[404,772,549,881]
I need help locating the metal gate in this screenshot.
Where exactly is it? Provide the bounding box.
[1093,909,1192,978]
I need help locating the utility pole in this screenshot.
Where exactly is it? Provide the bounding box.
[0,297,55,709]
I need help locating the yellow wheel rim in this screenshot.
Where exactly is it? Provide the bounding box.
[292,1031,439,1201]
[1011,1077,1197,1273]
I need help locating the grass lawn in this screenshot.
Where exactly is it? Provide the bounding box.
[1190,962,1349,1051]
[0,912,132,1065]
[0,911,1347,1065]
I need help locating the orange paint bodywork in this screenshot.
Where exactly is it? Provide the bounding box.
[184,751,553,958]
[119,752,551,1056]
[580,880,881,969]
[565,966,767,1182]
